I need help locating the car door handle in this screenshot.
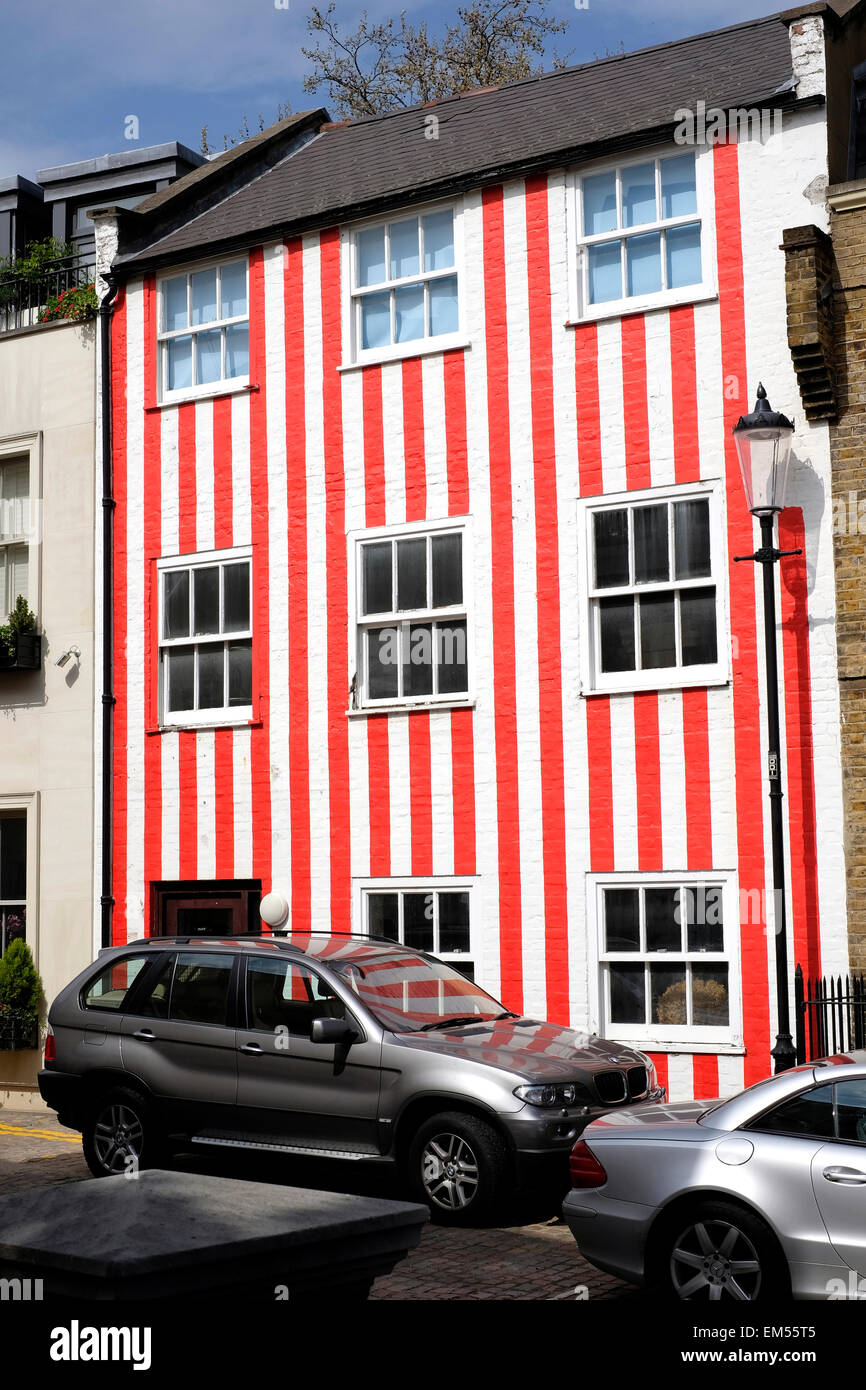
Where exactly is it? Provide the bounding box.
[239,1043,264,1055]
[132,1029,156,1041]
[823,1166,866,1185]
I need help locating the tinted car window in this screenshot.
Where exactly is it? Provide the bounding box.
[137,955,175,1019]
[835,1080,866,1143]
[169,953,234,1026]
[83,955,151,1011]
[746,1083,836,1139]
[247,958,347,1036]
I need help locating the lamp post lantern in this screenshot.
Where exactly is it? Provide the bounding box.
[732,384,800,1074]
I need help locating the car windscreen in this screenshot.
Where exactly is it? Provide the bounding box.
[330,951,508,1033]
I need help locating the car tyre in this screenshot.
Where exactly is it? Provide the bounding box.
[652,1200,790,1302]
[408,1111,509,1226]
[82,1087,166,1179]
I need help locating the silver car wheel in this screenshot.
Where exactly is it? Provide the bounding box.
[670,1218,762,1301]
[421,1132,480,1211]
[93,1102,144,1175]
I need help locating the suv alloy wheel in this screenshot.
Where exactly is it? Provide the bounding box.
[408,1111,508,1225]
[82,1087,164,1178]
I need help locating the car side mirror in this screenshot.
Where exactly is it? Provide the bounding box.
[310,1016,358,1046]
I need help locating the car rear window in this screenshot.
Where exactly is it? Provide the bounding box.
[83,955,151,1011]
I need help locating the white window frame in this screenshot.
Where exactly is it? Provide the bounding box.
[567,144,717,323]
[348,516,473,714]
[587,870,743,1050]
[0,434,41,626]
[578,480,729,695]
[157,546,253,729]
[0,793,39,967]
[354,877,479,978]
[341,198,468,369]
[157,254,250,405]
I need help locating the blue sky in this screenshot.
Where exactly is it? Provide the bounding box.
[5,0,788,180]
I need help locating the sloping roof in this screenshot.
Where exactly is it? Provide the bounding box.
[118,9,805,270]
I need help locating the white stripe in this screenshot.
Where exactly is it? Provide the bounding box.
[124,281,146,940]
[159,408,179,557]
[388,715,412,875]
[196,732,216,880]
[717,1053,745,1098]
[380,360,406,525]
[231,392,251,547]
[596,320,626,495]
[706,688,737,868]
[161,732,180,880]
[341,367,368,891]
[609,696,639,870]
[349,719,370,884]
[195,397,215,554]
[645,311,675,488]
[658,691,687,870]
[666,1053,694,1102]
[692,299,724,482]
[429,710,454,877]
[421,354,449,520]
[232,729,253,878]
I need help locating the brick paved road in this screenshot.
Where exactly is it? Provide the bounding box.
[0,1109,638,1301]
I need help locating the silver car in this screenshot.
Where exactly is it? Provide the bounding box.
[562,1053,866,1299]
[39,933,665,1224]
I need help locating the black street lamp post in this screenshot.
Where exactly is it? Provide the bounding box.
[732,385,800,1075]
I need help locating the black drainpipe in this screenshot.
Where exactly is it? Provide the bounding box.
[99,271,119,949]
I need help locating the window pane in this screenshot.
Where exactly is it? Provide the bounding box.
[403,894,433,952]
[583,172,618,235]
[588,241,622,304]
[163,275,187,331]
[428,274,459,336]
[693,966,729,1025]
[227,640,252,706]
[684,885,724,952]
[604,888,639,952]
[193,567,220,635]
[220,261,247,318]
[368,892,399,941]
[835,1080,866,1142]
[0,813,26,901]
[436,620,468,694]
[167,336,193,390]
[661,153,697,219]
[423,210,454,270]
[167,647,194,712]
[225,324,249,377]
[594,510,629,588]
[367,626,399,700]
[431,532,462,607]
[439,892,470,953]
[622,162,657,227]
[138,957,174,1018]
[651,964,687,1025]
[171,953,232,1026]
[633,505,669,584]
[403,624,434,696]
[397,537,427,610]
[198,643,225,709]
[666,222,702,290]
[190,269,218,326]
[645,888,681,952]
[599,597,635,673]
[361,291,391,349]
[674,499,711,579]
[394,283,425,343]
[390,218,420,279]
[163,570,190,638]
[84,956,149,1011]
[223,563,250,633]
[0,459,29,538]
[196,329,222,385]
[626,232,662,296]
[680,587,717,665]
[4,545,28,609]
[363,541,393,615]
[357,227,386,287]
[609,964,645,1024]
[1,906,25,951]
[748,1084,835,1138]
[639,594,676,669]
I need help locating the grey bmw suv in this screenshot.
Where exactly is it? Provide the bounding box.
[39,934,664,1223]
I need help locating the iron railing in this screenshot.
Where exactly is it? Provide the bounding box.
[0,256,92,334]
[794,964,866,1062]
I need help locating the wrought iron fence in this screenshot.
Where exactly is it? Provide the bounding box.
[0,256,92,333]
[794,964,866,1062]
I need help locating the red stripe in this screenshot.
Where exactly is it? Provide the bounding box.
[212,396,233,550]
[586,698,614,870]
[778,508,822,982]
[482,186,523,1012]
[574,323,603,497]
[284,237,311,930]
[248,247,272,897]
[714,142,771,1083]
[177,403,196,555]
[443,349,469,515]
[669,306,700,485]
[620,315,651,491]
[450,709,476,875]
[402,357,426,523]
[367,717,391,874]
[648,1052,669,1095]
[526,174,569,1021]
[633,692,662,871]
[320,228,351,931]
[362,366,386,526]
[214,729,234,878]
[142,276,162,918]
[682,689,713,869]
[111,290,128,945]
[692,1054,720,1099]
[178,733,198,878]
[408,714,433,876]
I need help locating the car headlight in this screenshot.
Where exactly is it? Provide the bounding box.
[514,1083,578,1107]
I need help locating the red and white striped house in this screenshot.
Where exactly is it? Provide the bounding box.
[95,5,863,1100]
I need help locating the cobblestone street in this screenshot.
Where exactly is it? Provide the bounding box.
[0,1108,638,1302]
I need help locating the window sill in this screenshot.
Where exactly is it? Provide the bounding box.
[583,671,729,698]
[633,1040,745,1056]
[149,716,262,734]
[348,698,475,717]
[339,337,471,372]
[148,380,258,411]
[567,287,717,326]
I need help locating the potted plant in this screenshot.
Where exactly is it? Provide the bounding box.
[0,596,40,670]
[0,939,43,1050]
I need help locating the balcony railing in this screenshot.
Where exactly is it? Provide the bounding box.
[0,256,93,334]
